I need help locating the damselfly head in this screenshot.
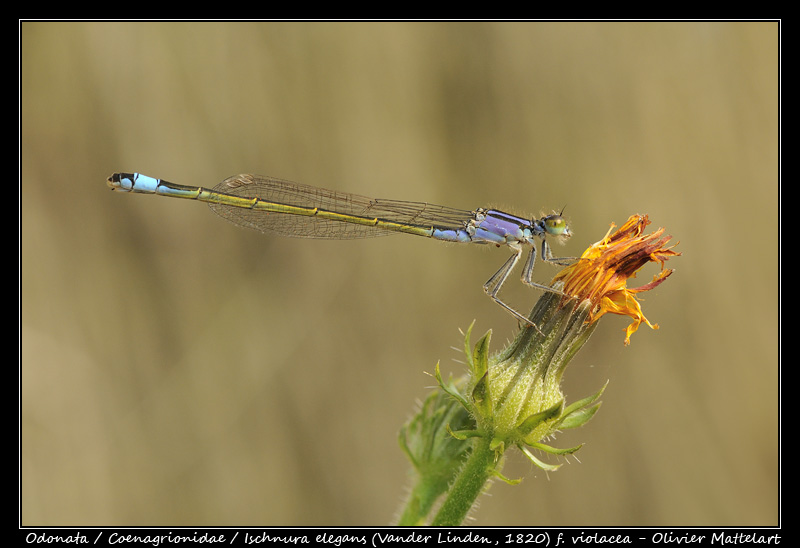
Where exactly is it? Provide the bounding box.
[543,214,571,239]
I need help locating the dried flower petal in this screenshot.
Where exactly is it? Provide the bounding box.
[553,214,680,345]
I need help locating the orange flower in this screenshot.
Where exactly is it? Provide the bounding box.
[552,215,680,345]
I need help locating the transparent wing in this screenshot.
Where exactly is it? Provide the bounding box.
[208,174,475,239]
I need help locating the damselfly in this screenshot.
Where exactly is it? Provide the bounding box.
[107,173,574,329]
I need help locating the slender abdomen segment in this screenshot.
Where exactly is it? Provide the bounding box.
[107,173,475,241]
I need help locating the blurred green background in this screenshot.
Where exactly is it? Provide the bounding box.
[20,22,778,526]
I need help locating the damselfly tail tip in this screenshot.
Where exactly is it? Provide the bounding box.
[107,173,134,192]
[107,173,121,189]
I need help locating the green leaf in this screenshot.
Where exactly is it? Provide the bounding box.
[559,403,601,430]
[471,372,491,416]
[492,469,522,485]
[489,437,505,453]
[516,401,564,438]
[472,329,492,378]
[557,382,606,430]
[520,446,562,472]
[397,424,419,469]
[463,321,476,369]
[434,362,470,411]
[562,381,607,418]
[528,441,583,456]
[446,425,483,440]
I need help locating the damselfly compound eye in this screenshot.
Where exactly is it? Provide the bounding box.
[544,216,568,236]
